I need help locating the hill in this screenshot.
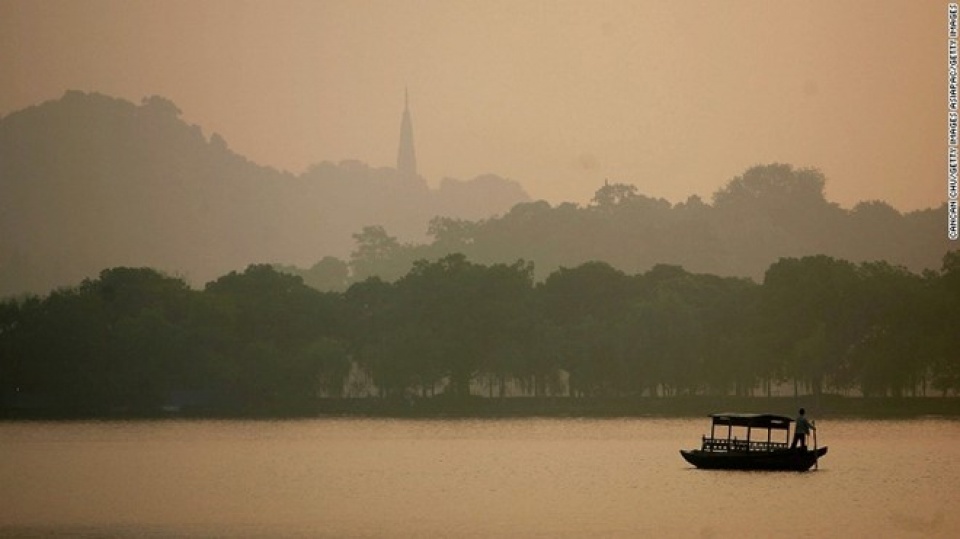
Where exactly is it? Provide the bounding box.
[348,168,951,284]
[0,91,529,295]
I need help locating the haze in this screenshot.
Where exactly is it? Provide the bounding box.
[0,0,942,211]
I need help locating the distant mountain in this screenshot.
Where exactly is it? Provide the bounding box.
[0,91,530,296]
[2,91,949,297]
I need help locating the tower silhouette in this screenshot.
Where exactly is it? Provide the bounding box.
[397,89,417,180]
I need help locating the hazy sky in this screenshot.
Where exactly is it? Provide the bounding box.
[1,0,944,210]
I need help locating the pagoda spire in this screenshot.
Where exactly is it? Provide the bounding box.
[397,88,418,180]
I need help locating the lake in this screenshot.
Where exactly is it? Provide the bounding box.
[1,417,957,537]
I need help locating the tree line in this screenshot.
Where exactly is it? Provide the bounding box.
[2,251,958,415]
[284,164,950,295]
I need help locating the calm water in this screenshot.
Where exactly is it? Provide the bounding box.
[1,417,958,538]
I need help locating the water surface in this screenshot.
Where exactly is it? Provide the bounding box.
[1,418,956,537]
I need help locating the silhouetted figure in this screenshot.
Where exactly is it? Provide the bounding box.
[790,408,816,449]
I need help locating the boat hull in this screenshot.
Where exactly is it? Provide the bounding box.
[680,446,827,472]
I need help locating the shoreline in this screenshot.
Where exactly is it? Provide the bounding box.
[4,395,960,421]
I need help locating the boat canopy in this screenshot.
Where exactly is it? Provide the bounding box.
[709,413,793,430]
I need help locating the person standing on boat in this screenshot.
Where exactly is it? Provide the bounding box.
[790,408,816,449]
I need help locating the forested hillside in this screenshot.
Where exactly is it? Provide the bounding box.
[324,165,951,287]
[2,92,949,297]
[0,91,529,296]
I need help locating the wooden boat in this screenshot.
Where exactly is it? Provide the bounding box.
[680,413,827,471]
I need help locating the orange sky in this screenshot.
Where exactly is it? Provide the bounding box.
[0,0,945,211]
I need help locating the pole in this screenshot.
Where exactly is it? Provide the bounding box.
[812,421,819,470]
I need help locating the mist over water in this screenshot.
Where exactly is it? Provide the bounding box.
[1,418,956,537]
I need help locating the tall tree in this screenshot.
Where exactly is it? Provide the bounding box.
[761,256,861,396]
[203,264,342,409]
[392,254,535,397]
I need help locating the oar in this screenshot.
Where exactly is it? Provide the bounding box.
[812,421,818,470]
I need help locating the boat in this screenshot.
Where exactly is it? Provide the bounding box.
[680,413,827,471]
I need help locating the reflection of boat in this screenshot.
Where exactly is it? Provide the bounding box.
[680,413,827,471]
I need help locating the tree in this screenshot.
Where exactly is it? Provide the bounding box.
[845,201,906,263]
[427,216,479,250]
[712,164,841,278]
[713,164,826,208]
[77,268,196,409]
[389,254,535,397]
[845,262,931,396]
[591,181,638,209]
[761,256,861,396]
[0,268,198,412]
[350,225,416,283]
[275,256,350,292]
[537,262,635,396]
[203,264,342,409]
[931,251,960,395]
